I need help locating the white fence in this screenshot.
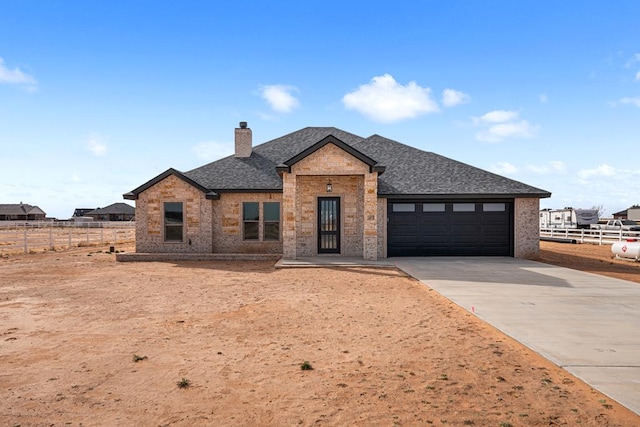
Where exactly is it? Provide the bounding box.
[540,227,640,245]
[0,222,135,254]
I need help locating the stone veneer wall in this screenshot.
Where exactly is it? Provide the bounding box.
[211,193,283,254]
[135,175,213,253]
[283,143,379,260]
[295,175,364,257]
[514,197,540,259]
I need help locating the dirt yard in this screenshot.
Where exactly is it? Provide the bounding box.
[1,242,638,426]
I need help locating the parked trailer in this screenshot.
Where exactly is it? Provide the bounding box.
[540,208,599,229]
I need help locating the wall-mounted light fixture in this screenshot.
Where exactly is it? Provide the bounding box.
[326,180,333,193]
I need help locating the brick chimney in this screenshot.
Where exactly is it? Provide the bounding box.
[234,121,252,158]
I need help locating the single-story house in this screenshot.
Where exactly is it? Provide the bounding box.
[124,123,550,260]
[0,203,47,221]
[613,207,640,221]
[85,203,135,222]
[72,208,96,218]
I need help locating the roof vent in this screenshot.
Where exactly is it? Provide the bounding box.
[239,121,248,129]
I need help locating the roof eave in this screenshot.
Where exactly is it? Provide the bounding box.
[124,168,219,200]
[283,135,378,168]
[379,192,552,199]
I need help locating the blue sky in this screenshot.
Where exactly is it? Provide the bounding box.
[1,1,639,219]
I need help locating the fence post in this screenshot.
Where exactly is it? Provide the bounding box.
[49,228,53,250]
[68,228,72,248]
[113,230,117,243]
[101,228,104,243]
[23,229,28,253]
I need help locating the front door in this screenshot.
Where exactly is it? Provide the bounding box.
[318,197,340,254]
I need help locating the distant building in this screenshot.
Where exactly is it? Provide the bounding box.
[613,206,640,221]
[85,203,135,221]
[612,209,627,220]
[0,203,47,221]
[72,208,96,218]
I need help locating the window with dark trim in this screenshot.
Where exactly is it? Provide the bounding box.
[423,203,445,212]
[392,203,415,212]
[483,203,506,212]
[243,202,259,240]
[164,202,184,242]
[263,202,280,241]
[453,203,475,212]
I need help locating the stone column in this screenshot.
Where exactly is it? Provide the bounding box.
[362,172,378,260]
[514,198,540,259]
[282,172,297,259]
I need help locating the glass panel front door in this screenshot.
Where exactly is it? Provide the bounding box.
[318,197,340,254]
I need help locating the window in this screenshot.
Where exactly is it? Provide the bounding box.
[453,203,475,212]
[263,202,280,240]
[243,201,281,241]
[392,203,416,212]
[423,203,445,212]
[164,202,184,242]
[483,203,506,212]
[243,202,259,240]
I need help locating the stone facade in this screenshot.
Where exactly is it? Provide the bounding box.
[514,197,540,259]
[132,146,540,260]
[281,143,380,260]
[211,193,283,254]
[134,174,213,253]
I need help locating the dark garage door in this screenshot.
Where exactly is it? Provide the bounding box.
[387,201,513,256]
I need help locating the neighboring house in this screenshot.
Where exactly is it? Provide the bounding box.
[85,203,135,221]
[72,208,96,218]
[613,207,640,221]
[124,123,551,260]
[612,209,627,220]
[0,203,47,221]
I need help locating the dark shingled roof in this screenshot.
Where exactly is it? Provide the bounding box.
[351,135,549,197]
[86,203,135,215]
[0,203,46,216]
[184,127,364,190]
[128,126,550,199]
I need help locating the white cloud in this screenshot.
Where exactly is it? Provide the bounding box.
[619,97,640,107]
[636,71,640,81]
[342,74,439,123]
[474,110,519,124]
[472,110,538,142]
[87,133,107,156]
[578,164,616,180]
[259,84,300,113]
[191,141,234,161]
[0,57,37,91]
[526,161,567,174]
[490,162,518,174]
[539,94,548,103]
[475,120,537,142]
[625,53,640,68]
[441,88,470,107]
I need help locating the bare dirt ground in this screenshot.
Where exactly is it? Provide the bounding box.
[1,242,638,426]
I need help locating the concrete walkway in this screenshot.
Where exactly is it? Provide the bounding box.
[393,257,640,415]
[275,256,396,268]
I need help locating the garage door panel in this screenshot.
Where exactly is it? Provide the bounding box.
[389,224,419,234]
[388,201,513,257]
[420,225,449,235]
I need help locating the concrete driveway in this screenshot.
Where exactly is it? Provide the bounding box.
[393,257,640,415]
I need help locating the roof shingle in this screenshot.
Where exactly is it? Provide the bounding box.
[130,126,550,198]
